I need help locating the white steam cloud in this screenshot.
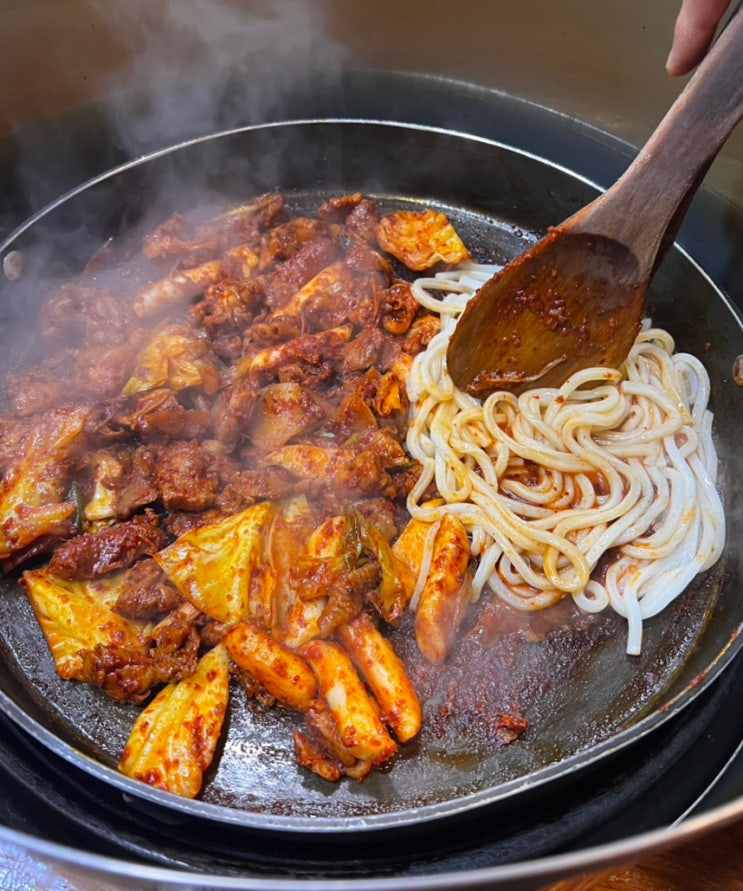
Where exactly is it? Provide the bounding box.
[0,0,347,239]
[91,0,347,156]
[0,0,349,366]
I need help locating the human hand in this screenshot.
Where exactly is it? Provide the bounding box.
[666,0,734,75]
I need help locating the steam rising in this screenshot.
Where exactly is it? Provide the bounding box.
[0,0,348,365]
[1,0,347,240]
[90,0,347,156]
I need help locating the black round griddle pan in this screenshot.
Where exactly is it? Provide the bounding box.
[0,118,742,841]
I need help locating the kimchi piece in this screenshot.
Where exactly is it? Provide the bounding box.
[23,568,145,680]
[376,210,471,271]
[0,408,88,561]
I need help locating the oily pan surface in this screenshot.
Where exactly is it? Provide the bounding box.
[0,122,741,830]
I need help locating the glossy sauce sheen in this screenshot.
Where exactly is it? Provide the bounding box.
[447,229,645,396]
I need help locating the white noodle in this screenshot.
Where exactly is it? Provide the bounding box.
[409,520,441,612]
[405,263,725,654]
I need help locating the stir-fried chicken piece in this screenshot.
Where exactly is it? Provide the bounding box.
[114,559,183,620]
[76,343,143,401]
[142,212,220,264]
[259,217,330,268]
[263,237,338,309]
[210,376,258,448]
[379,281,419,335]
[3,339,143,415]
[342,198,382,245]
[39,284,135,347]
[217,466,301,510]
[123,389,212,441]
[318,194,381,245]
[190,277,263,339]
[155,440,220,512]
[133,260,225,319]
[317,192,366,223]
[48,511,166,580]
[265,427,410,499]
[39,282,135,346]
[239,324,353,385]
[3,354,75,417]
[107,446,159,519]
[142,191,285,263]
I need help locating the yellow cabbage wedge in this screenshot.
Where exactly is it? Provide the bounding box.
[154,502,274,626]
[119,644,230,799]
[122,324,220,398]
[22,568,144,680]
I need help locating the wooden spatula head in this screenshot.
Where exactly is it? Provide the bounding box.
[446,229,646,397]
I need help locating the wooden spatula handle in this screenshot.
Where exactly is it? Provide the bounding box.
[572,2,743,278]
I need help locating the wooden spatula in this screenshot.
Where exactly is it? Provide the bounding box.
[447,5,743,397]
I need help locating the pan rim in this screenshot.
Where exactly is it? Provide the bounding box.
[1,778,742,889]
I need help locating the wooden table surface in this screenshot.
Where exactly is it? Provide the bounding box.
[538,819,743,891]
